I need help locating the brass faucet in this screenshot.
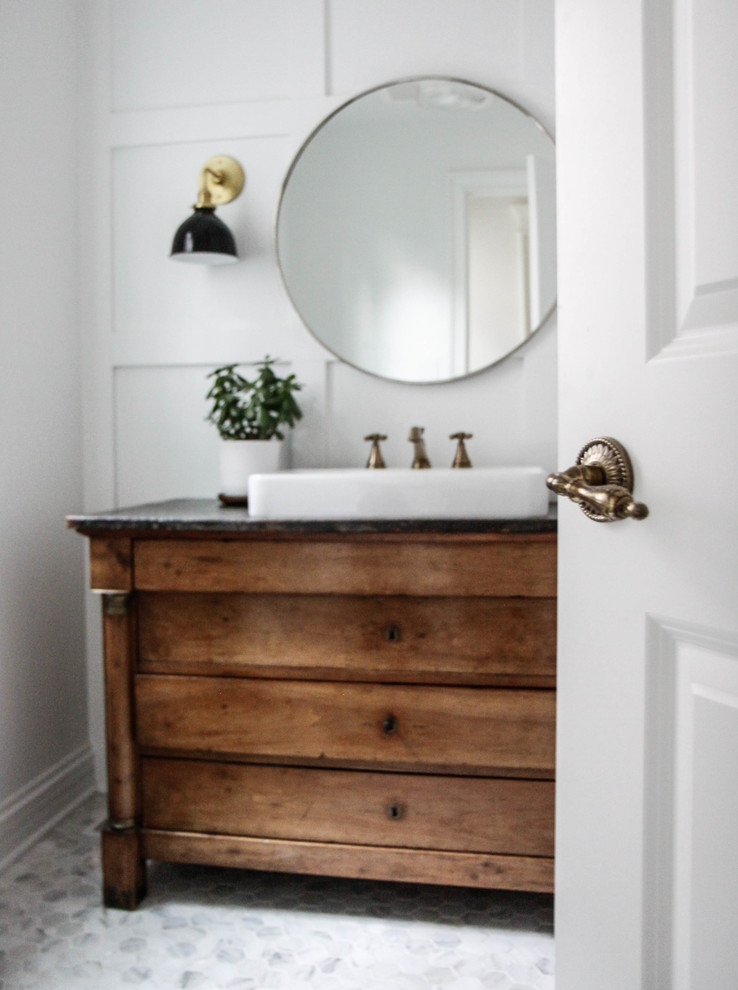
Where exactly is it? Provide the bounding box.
[450,432,473,468]
[364,433,387,468]
[408,426,431,469]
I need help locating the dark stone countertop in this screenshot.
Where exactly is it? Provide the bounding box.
[67,498,557,536]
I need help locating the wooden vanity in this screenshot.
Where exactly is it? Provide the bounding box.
[68,499,557,909]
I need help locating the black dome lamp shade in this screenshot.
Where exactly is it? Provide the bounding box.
[170,155,245,264]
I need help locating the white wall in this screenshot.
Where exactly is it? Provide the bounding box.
[0,0,94,868]
[77,0,557,785]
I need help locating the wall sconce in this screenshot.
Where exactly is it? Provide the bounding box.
[170,155,245,264]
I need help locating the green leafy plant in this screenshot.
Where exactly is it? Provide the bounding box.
[205,356,303,441]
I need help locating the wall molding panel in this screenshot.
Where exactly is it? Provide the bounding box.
[111,0,327,113]
[95,0,558,509]
[110,101,300,149]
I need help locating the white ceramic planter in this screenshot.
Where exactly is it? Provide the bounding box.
[218,438,286,499]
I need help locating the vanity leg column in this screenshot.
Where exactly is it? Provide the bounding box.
[100,824,146,910]
[100,590,146,909]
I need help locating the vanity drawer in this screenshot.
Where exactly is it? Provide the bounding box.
[133,535,556,597]
[136,592,556,685]
[141,758,555,858]
[135,675,556,776]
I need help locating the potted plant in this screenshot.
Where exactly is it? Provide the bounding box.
[206,356,303,501]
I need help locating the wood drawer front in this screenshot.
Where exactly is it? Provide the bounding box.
[137,592,556,685]
[135,675,555,776]
[142,758,555,858]
[133,536,556,597]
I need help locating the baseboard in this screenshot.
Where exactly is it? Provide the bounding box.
[0,744,96,873]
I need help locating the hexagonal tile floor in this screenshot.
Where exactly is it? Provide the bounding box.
[0,795,554,989]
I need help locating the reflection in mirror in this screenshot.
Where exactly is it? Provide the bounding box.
[277,78,556,384]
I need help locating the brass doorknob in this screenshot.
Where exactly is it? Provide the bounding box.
[547,437,649,522]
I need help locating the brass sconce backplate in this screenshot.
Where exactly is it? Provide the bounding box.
[198,155,245,207]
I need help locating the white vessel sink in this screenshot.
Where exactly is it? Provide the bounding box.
[248,466,549,520]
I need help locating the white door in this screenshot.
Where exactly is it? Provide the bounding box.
[554,2,738,988]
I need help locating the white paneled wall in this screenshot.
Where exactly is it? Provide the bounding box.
[81,0,557,779]
[330,0,524,95]
[88,0,556,506]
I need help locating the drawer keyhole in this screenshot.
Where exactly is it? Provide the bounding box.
[383,623,401,643]
[382,714,398,735]
[386,803,404,821]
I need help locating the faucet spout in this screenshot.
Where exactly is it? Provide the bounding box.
[408,426,431,469]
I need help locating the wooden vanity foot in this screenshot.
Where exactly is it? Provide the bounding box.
[100,823,147,910]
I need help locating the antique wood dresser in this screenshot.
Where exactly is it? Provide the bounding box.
[68,499,556,908]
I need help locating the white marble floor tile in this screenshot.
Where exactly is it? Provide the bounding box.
[0,795,554,990]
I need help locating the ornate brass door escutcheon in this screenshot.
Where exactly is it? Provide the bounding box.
[547,437,649,522]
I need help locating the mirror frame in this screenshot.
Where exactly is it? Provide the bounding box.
[276,76,557,385]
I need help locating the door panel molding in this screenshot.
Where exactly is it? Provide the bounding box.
[646,0,738,361]
[645,615,738,989]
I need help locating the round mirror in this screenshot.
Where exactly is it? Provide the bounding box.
[277,77,556,384]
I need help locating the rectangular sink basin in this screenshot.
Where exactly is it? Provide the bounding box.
[248,467,549,520]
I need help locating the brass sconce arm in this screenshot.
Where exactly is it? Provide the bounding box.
[195,169,218,208]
